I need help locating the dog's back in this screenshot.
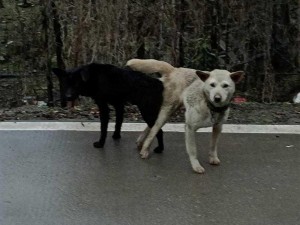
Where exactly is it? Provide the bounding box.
[82,63,164,106]
[126,59,198,105]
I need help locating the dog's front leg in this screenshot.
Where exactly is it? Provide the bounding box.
[94,103,109,148]
[112,103,124,139]
[185,124,205,174]
[209,123,222,165]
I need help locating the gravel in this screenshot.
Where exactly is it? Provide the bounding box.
[0,102,299,125]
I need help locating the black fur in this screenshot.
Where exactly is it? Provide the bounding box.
[53,63,164,152]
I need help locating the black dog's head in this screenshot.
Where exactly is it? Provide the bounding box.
[52,66,90,106]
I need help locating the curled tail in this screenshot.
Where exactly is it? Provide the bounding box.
[126,59,175,76]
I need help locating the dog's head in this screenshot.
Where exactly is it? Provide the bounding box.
[196,69,244,107]
[52,66,90,106]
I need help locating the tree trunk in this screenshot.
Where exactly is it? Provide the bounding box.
[136,15,145,59]
[51,1,66,107]
[171,0,179,66]
[42,3,54,107]
[0,0,4,8]
[262,1,275,102]
[178,0,186,66]
[210,0,219,51]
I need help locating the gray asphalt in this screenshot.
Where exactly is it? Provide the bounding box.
[0,131,299,225]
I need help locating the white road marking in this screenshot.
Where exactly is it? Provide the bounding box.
[0,122,299,134]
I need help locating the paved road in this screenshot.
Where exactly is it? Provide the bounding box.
[0,128,299,225]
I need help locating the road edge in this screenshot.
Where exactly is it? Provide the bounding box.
[0,122,299,134]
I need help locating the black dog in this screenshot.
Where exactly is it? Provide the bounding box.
[53,63,164,153]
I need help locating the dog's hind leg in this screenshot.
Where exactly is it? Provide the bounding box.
[145,113,164,154]
[185,124,205,174]
[136,126,150,150]
[209,123,222,165]
[112,103,124,140]
[140,107,172,158]
[94,102,110,148]
[136,127,164,153]
[153,128,164,153]
[139,111,164,154]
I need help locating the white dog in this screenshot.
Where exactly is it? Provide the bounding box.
[183,69,244,173]
[126,59,198,158]
[126,59,244,174]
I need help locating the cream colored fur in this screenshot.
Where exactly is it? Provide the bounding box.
[183,69,244,173]
[126,59,198,158]
[127,59,244,174]
[126,59,174,76]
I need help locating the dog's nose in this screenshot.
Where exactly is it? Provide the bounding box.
[214,95,221,103]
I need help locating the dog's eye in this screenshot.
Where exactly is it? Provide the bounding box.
[222,84,229,88]
[210,83,216,87]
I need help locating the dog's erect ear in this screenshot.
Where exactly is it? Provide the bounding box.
[52,68,66,78]
[230,71,244,84]
[80,67,90,82]
[196,71,210,82]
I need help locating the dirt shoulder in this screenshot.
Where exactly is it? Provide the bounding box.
[0,102,299,125]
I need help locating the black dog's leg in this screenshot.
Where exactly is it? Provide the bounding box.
[153,128,164,153]
[112,103,124,140]
[94,103,109,148]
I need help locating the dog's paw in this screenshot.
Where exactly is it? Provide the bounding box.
[112,132,121,140]
[93,141,104,148]
[193,165,205,174]
[191,160,205,174]
[140,149,150,159]
[153,146,164,154]
[209,156,220,165]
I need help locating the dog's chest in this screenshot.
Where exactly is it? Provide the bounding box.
[188,107,213,128]
[199,116,213,128]
[191,107,229,129]
[209,110,229,125]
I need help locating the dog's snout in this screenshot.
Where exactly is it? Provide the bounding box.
[214,95,222,103]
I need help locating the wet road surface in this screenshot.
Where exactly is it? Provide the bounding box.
[0,129,299,225]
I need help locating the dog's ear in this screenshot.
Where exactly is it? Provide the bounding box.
[80,67,90,82]
[196,71,210,82]
[230,71,244,84]
[52,68,66,78]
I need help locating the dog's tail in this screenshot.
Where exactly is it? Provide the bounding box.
[126,59,175,76]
